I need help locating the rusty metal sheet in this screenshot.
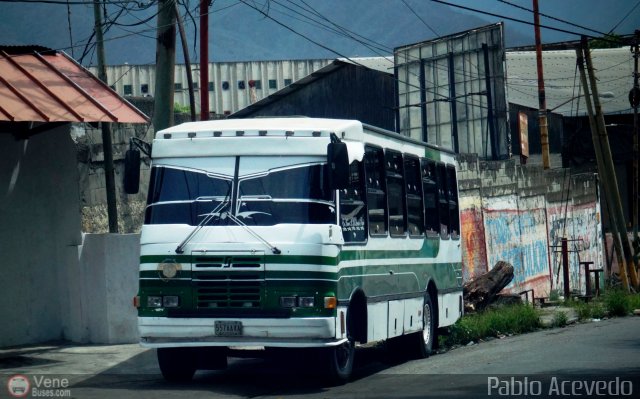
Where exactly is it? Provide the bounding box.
[0,49,148,124]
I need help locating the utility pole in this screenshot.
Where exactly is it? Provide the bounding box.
[175,2,196,122]
[92,0,118,233]
[580,36,640,290]
[200,0,210,121]
[154,0,177,132]
[533,0,550,169]
[632,30,639,234]
[576,43,629,290]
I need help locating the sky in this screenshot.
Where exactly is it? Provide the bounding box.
[0,0,638,65]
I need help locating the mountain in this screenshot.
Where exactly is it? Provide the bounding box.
[0,0,634,66]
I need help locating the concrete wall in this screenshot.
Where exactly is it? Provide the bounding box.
[458,154,603,297]
[68,234,140,344]
[73,122,151,234]
[0,125,82,347]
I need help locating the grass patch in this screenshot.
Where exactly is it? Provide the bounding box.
[551,311,568,327]
[442,304,540,347]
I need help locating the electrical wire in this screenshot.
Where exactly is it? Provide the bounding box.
[497,0,608,36]
[608,0,640,34]
[400,0,439,37]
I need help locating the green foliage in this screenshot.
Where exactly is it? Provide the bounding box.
[174,102,191,114]
[589,33,624,49]
[627,293,640,310]
[604,289,631,316]
[552,311,568,327]
[443,304,540,347]
[548,290,560,302]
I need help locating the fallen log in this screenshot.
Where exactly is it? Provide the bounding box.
[463,261,514,313]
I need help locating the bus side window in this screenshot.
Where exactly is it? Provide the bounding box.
[385,150,406,237]
[340,161,367,243]
[422,159,439,238]
[404,155,424,237]
[447,165,460,239]
[436,162,450,239]
[364,146,388,236]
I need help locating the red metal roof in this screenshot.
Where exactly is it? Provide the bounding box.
[0,47,149,123]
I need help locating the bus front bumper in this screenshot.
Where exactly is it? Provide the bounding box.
[138,316,343,348]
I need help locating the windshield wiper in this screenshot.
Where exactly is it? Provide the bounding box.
[225,212,281,255]
[175,194,230,254]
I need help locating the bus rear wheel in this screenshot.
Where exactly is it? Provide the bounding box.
[411,294,436,359]
[157,348,196,382]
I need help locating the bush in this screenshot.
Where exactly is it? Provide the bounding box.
[604,289,631,316]
[552,311,568,327]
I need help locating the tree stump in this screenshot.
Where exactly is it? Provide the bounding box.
[463,261,514,313]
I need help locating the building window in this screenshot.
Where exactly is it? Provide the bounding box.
[249,80,262,90]
[123,84,133,95]
[140,83,149,94]
[238,80,246,90]
[193,82,199,90]
[222,81,229,90]
[284,78,292,86]
[268,79,277,89]
[364,146,387,236]
[385,150,406,237]
[208,82,214,91]
[174,83,183,91]
[404,155,424,237]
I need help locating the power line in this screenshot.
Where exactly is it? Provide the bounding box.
[430,0,606,40]
[608,0,640,34]
[497,0,608,36]
[0,0,148,4]
[400,0,439,37]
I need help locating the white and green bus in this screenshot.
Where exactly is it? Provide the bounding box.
[126,117,463,383]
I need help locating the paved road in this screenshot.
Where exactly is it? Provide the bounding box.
[2,317,639,398]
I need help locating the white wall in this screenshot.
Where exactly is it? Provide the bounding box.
[0,126,82,347]
[70,233,140,344]
[1,126,141,347]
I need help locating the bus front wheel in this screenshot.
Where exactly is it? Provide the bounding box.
[157,348,196,382]
[324,338,355,384]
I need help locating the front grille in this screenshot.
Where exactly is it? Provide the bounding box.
[192,253,265,309]
[195,277,262,308]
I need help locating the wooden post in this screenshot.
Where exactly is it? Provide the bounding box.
[175,3,195,122]
[153,0,177,132]
[562,238,571,298]
[199,0,209,121]
[92,0,118,233]
[533,0,550,169]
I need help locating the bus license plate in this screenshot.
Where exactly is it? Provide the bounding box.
[214,321,243,336]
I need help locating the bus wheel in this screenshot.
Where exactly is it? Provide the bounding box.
[324,338,355,384]
[157,348,196,382]
[412,294,436,359]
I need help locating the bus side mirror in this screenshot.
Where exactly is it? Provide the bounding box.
[327,142,349,190]
[124,149,141,194]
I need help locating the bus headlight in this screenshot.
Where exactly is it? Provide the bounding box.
[147,296,162,308]
[298,297,315,308]
[158,261,181,279]
[280,296,297,308]
[163,296,180,308]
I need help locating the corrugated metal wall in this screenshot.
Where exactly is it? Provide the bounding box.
[92,59,332,116]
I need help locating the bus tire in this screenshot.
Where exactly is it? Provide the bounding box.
[324,338,355,384]
[157,348,196,382]
[411,293,436,359]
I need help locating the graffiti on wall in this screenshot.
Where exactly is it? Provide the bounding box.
[547,202,603,295]
[481,195,550,295]
[460,196,488,280]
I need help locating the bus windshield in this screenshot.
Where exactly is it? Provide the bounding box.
[145,158,335,226]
